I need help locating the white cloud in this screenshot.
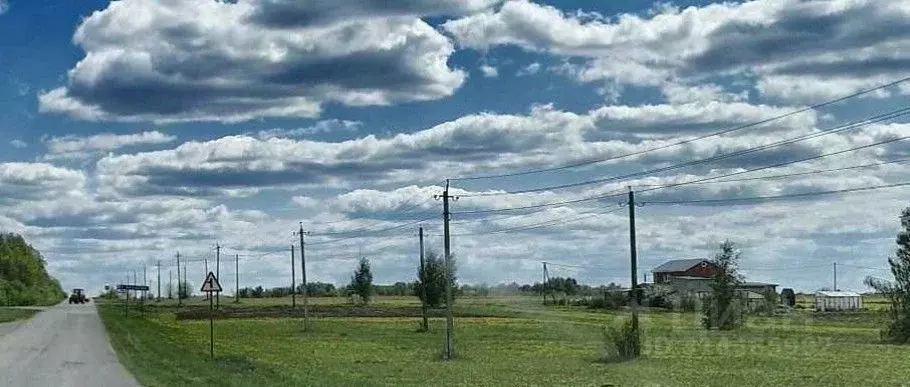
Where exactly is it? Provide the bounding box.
[0,0,8,15]
[479,64,499,78]
[256,120,362,139]
[0,163,86,202]
[250,0,500,26]
[443,0,910,103]
[516,62,541,76]
[9,139,27,149]
[44,131,176,160]
[39,0,467,123]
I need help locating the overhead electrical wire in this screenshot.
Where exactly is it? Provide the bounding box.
[641,181,910,205]
[451,76,910,182]
[454,132,908,215]
[460,105,910,197]
[442,207,624,236]
[307,216,436,245]
[637,135,910,195]
[634,158,910,187]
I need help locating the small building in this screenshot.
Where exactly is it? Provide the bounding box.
[814,291,863,311]
[652,259,719,284]
[740,281,778,294]
[666,276,712,299]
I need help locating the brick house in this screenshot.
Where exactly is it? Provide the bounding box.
[652,259,719,284]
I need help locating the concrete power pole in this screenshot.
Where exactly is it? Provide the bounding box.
[627,187,641,358]
[542,262,549,305]
[204,255,209,301]
[216,243,221,308]
[290,245,296,308]
[435,179,457,360]
[235,254,240,303]
[176,252,182,306]
[297,223,310,332]
[156,260,161,302]
[833,261,838,291]
[419,226,428,331]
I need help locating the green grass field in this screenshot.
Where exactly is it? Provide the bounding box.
[0,307,38,323]
[99,296,910,386]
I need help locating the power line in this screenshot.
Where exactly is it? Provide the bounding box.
[460,105,910,197]
[451,76,910,181]
[454,188,628,215]
[441,207,624,236]
[455,132,908,215]
[638,135,910,195]
[307,217,434,246]
[635,158,910,187]
[642,181,910,205]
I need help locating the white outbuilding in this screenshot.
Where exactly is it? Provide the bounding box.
[814,291,863,311]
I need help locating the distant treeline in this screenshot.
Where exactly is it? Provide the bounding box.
[236,277,620,299]
[0,233,65,306]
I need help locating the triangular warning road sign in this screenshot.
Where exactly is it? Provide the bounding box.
[200,271,222,292]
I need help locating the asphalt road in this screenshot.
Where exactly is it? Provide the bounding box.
[0,302,139,387]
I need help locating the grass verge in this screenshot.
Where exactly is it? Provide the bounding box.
[99,298,910,386]
[0,308,38,323]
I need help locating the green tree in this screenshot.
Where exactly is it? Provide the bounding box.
[177,281,192,299]
[350,257,373,304]
[865,207,910,344]
[0,233,65,306]
[702,240,745,330]
[415,251,456,308]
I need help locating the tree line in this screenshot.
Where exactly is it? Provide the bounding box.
[0,233,65,306]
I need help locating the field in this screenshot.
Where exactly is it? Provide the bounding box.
[99,296,910,386]
[0,307,39,323]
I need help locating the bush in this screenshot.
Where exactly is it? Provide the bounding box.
[601,318,640,362]
[702,294,745,330]
[646,294,671,309]
[677,295,698,312]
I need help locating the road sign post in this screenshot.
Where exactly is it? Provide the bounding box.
[116,284,150,317]
[200,271,222,359]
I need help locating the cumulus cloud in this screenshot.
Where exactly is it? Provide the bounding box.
[256,119,362,139]
[479,64,499,78]
[39,0,466,123]
[442,0,910,102]
[89,99,842,201]
[9,139,27,149]
[44,131,176,160]
[249,0,500,27]
[516,62,541,76]
[0,163,86,203]
[0,0,8,15]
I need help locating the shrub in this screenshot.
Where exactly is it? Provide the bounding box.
[646,294,671,309]
[601,318,640,362]
[677,295,698,312]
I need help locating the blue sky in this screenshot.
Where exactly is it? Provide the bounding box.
[1,0,909,295]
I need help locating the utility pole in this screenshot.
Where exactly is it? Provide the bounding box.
[168,270,172,300]
[204,256,209,301]
[542,262,548,305]
[235,254,240,303]
[183,263,187,301]
[216,243,221,308]
[435,179,457,360]
[833,262,838,291]
[156,260,161,301]
[627,187,641,358]
[176,252,182,306]
[297,223,310,332]
[419,226,428,331]
[290,244,296,308]
[143,265,147,301]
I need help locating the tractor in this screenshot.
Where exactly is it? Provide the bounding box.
[68,288,88,304]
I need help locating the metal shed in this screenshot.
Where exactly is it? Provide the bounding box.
[814,291,863,311]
